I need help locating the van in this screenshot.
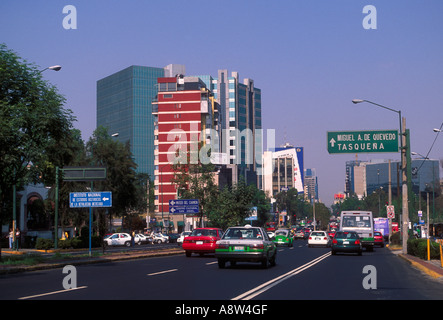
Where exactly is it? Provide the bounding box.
[339,211,374,251]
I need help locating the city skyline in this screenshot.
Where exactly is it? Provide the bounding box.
[2,0,443,206]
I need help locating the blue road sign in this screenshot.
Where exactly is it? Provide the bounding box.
[70,191,112,208]
[169,199,199,214]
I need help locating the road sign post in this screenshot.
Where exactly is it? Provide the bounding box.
[327,130,399,154]
[70,191,112,257]
[69,191,112,208]
[169,199,200,215]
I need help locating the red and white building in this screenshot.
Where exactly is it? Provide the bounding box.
[152,75,219,230]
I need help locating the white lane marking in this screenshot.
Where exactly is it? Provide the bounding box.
[232,252,331,300]
[206,261,218,265]
[147,269,178,276]
[18,286,88,300]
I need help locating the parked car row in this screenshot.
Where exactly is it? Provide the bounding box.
[103,232,178,247]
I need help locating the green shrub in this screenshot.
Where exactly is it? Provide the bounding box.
[407,238,440,259]
[70,237,83,249]
[58,239,72,249]
[35,238,54,251]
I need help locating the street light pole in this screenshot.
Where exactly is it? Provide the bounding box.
[38,65,62,73]
[352,99,410,254]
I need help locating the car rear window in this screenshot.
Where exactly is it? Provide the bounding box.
[335,231,358,239]
[223,228,263,239]
[190,229,219,237]
[311,232,325,236]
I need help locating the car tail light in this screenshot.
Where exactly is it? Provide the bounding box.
[324,237,327,240]
[355,240,360,245]
[309,237,312,240]
[333,239,338,244]
[216,242,228,249]
[249,243,264,249]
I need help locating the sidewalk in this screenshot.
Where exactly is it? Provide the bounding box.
[389,247,443,279]
[0,247,184,275]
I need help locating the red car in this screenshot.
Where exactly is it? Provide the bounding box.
[327,230,336,239]
[182,228,224,257]
[374,231,384,247]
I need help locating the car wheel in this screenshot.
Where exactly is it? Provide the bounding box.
[125,241,131,247]
[331,250,336,255]
[185,251,191,257]
[261,257,269,269]
[218,259,226,268]
[358,250,362,256]
[270,253,276,266]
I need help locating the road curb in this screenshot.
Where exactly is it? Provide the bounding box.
[0,248,184,275]
[397,253,443,279]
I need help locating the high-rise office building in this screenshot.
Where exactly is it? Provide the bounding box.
[196,70,262,186]
[152,75,219,228]
[261,144,304,197]
[96,64,185,177]
[345,158,440,198]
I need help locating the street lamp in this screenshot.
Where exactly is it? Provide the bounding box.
[38,65,62,73]
[352,98,410,254]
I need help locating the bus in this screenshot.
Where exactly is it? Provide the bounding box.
[339,211,374,251]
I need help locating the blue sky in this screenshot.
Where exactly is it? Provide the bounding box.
[1,0,443,206]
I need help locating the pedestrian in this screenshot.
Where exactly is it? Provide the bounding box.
[131,230,135,247]
[15,228,21,249]
[8,228,13,249]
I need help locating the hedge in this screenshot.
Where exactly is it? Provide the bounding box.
[34,236,102,250]
[407,238,441,260]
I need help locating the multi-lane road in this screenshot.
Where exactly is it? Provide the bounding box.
[2,240,443,305]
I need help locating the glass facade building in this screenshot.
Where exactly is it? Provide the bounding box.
[345,159,440,198]
[97,65,165,176]
[196,70,262,185]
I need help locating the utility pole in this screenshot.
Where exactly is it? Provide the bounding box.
[401,118,409,254]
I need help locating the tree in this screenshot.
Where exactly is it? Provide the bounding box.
[207,179,256,230]
[251,188,272,227]
[275,188,303,225]
[170,144,219,227]
[0,44,76,258]
[85,126,138,235]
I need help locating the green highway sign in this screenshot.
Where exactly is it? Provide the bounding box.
[327,130,399,154]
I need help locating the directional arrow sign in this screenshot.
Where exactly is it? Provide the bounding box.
[169,199,199,214]
[70,191,112,208]
[327,130,399,154]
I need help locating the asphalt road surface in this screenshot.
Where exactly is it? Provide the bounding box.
[2,240,443,305]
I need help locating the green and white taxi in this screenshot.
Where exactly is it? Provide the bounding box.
[215,225,277,268]
[273,229,293,247]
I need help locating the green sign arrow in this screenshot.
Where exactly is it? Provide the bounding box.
[327,130,399,154]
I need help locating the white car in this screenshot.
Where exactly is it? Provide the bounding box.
[177,231,192,246]
[152,233,169,244]
[104,233,132,247]
[308,231,331,247]
[134,234,150,245]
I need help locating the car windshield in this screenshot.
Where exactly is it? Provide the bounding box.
[342,215,371,228]
[223,228,263,239]
[335,232,358,239]
[190,229,218,237]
